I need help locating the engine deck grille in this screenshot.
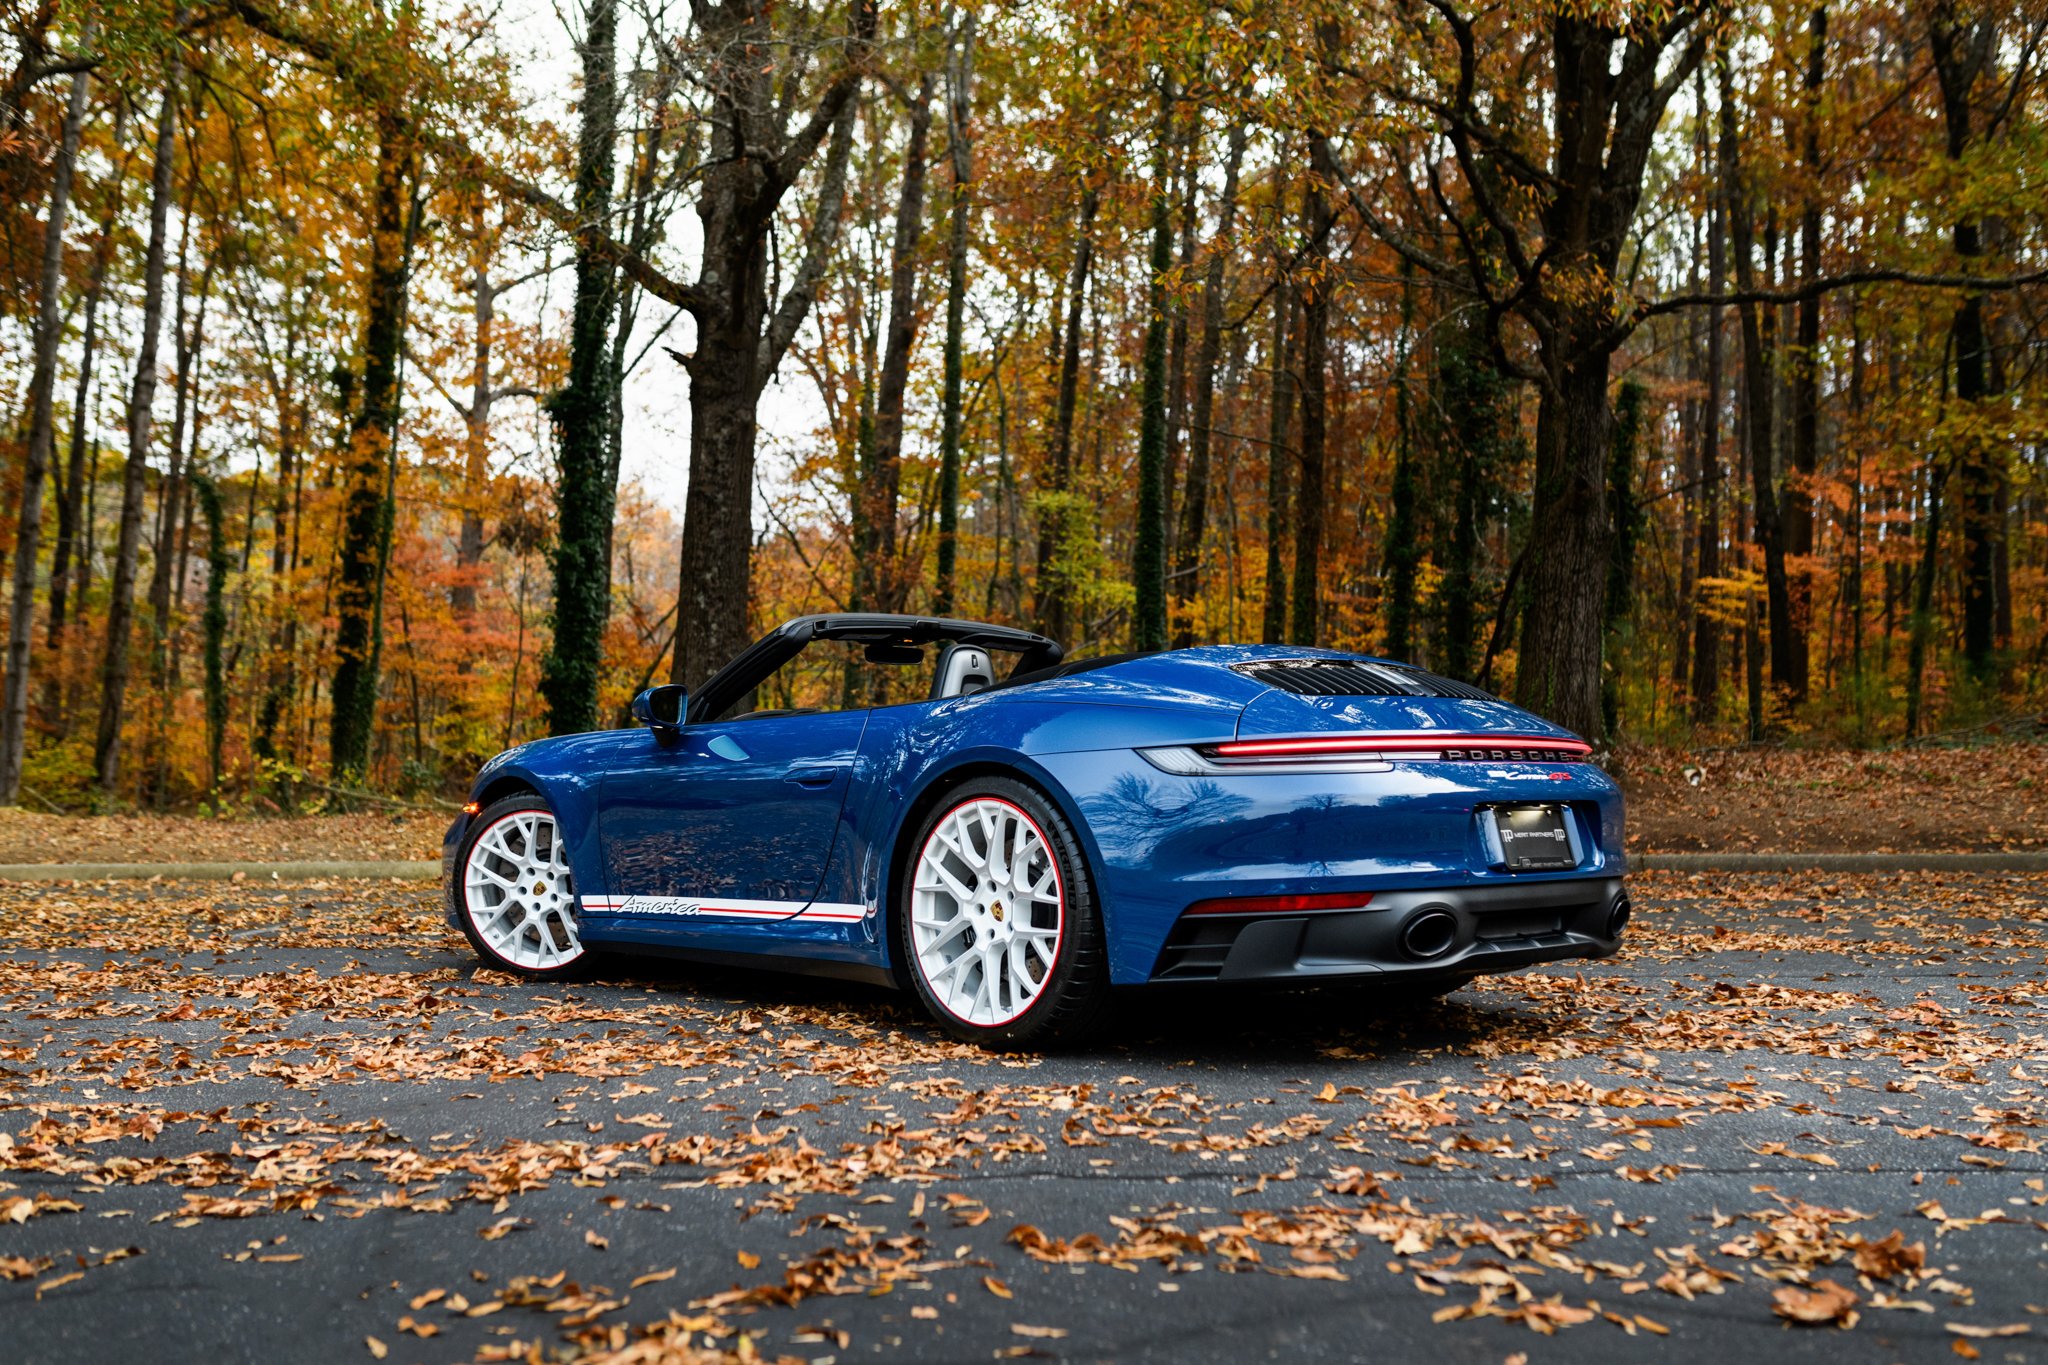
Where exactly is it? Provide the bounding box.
[1233,660,1496,701]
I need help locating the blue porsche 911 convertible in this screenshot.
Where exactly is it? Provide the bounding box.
[445,613,1628,1046]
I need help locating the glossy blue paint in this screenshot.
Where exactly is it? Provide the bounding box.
[1033,747,1621,982]
[597,710,867,904]
[451,643,1628,987]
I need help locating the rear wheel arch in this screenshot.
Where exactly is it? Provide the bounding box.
[881,760,1102,983]
[889,768,1112,1045]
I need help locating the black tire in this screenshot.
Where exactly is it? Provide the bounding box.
[896,776,1112,1049]
[452,792,593,981]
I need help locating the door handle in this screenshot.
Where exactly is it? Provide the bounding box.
[788,766,842,788]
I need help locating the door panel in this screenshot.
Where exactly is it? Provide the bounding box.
[595,711,869,922]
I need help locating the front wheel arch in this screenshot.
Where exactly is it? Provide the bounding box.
[453,791,592,980]
[472,773,541,812]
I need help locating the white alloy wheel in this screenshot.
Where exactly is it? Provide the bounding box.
[910,797,1065,1027]
[462,808,584,972]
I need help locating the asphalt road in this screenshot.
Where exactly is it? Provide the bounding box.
[2,870,2044,1364]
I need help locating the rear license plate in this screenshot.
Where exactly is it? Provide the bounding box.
[1495,805,1577,871]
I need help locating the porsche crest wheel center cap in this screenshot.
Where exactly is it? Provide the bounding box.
[991,902,1005,922]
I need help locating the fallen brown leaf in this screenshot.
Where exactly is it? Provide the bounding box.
[1773,1280,1859,1327]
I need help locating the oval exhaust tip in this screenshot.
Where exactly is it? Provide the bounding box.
[1399,909,1459,961]
[1607,897,1632,938]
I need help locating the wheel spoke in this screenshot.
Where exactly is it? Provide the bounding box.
[1004,817,1029,886]
[935,824,981,875]
[927,947,972,983]
[917,914,974,953]
[474,863,520,891]
[920,861,978,908]
[1008,948,1034,1003]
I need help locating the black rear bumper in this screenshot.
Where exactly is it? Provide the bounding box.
[1148,877,1627,985]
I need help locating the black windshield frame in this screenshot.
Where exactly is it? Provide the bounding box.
[685,614,1063,725]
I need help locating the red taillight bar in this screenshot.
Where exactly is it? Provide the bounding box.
[1210,734,1591,759]
[1184,891,1374,916]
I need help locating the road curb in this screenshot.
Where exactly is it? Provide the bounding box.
[1,853,2043,883]
[0,859,441,882]
[1632,851,2048,873]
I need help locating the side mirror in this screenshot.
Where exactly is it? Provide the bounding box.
[630,684,688,733]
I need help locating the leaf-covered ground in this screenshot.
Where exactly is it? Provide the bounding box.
[0,808,448,865]
[1618,744,2048,853]
[3,873,2045,1363]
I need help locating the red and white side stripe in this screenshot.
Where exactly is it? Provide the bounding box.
[579,895,866,924]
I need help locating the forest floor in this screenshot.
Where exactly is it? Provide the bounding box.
[1,872,2044,1363]
[1,744,2041,864]
[0,807,449,864]
[1616,744,2045,854]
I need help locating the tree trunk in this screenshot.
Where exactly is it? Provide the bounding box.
[1516,349,1613,738]
[1132,77,1175,652]
[1161,111,1197,566]
[95,63,181,795]
[1783,4,1827,699]
[147,210,207,702]
[1383,261,1419,661]
[147,244,215,804]
[1690,190,1725,724]
[675,352,763,688]
[668,0,868,688]
[539,0,621,736]
[1672,146,1701,699]
[454,214,494,625]
[1845,306,1865,722]
[1904,457,1947,738]
[932,13,976,618]
[329,106,416,778]
[1261,277,1294,645]
[196,473,228,802]
[47,168,121,662]
[254,408,300,768]
[1602,379,1645,735]
[1289,137,1333,648]
[1928,10,1999,678]
[1745,592,1765,741]
[1168,121,1245,649]
[1721,71,1797,713]
[0,41,91,804]
[1033,167,1102,644]
[864,75,934,616]
[1434,313,1513,681]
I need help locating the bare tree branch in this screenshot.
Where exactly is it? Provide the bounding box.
[759,100,858,380]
